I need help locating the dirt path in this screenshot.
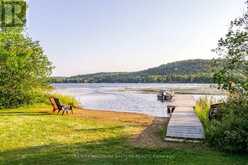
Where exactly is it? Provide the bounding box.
[130,117,202,149]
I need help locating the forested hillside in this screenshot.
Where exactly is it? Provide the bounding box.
[52,59,213,83]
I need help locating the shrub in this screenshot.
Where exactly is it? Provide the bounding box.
[206,97,248,153]
[196,96,248,153]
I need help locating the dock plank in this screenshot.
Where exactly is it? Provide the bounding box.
[165,95,205,141]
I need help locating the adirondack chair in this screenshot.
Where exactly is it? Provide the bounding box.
[49,97,73,115]
[208,103,224,120]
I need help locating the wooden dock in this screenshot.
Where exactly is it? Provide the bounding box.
[165,95,205,141]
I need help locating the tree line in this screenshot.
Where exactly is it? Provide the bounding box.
[52,59,214,83]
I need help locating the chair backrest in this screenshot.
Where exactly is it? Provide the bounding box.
[49,97,62,110]
[210,103,224,109]
[54,98,63,110]
[209,103,224,120]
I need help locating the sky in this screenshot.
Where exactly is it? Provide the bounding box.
[26,0,246,76]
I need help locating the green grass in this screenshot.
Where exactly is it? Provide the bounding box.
[0,105,247,165]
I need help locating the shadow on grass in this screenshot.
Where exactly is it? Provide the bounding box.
[0,136,247,165]
[0,111,51,116]
[0,137,175,165]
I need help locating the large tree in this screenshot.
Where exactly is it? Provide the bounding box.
[0,32,53,108]
[213,1,248,96]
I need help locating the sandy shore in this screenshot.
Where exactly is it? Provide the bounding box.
[73,108,154,125]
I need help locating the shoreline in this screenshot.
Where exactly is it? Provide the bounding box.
[74,107,161,123]
[77,106,168,118]
[75,107,161,118]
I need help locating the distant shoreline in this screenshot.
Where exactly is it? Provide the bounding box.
[52,82,226,95]
[129,88,226,95]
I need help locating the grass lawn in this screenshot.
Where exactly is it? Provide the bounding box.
[0,104,247,165]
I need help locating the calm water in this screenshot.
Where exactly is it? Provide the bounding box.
[53,83,222,117]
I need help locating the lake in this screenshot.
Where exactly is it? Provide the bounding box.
[53,83,224,117]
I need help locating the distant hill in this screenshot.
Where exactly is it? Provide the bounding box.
[52,59,213,83]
